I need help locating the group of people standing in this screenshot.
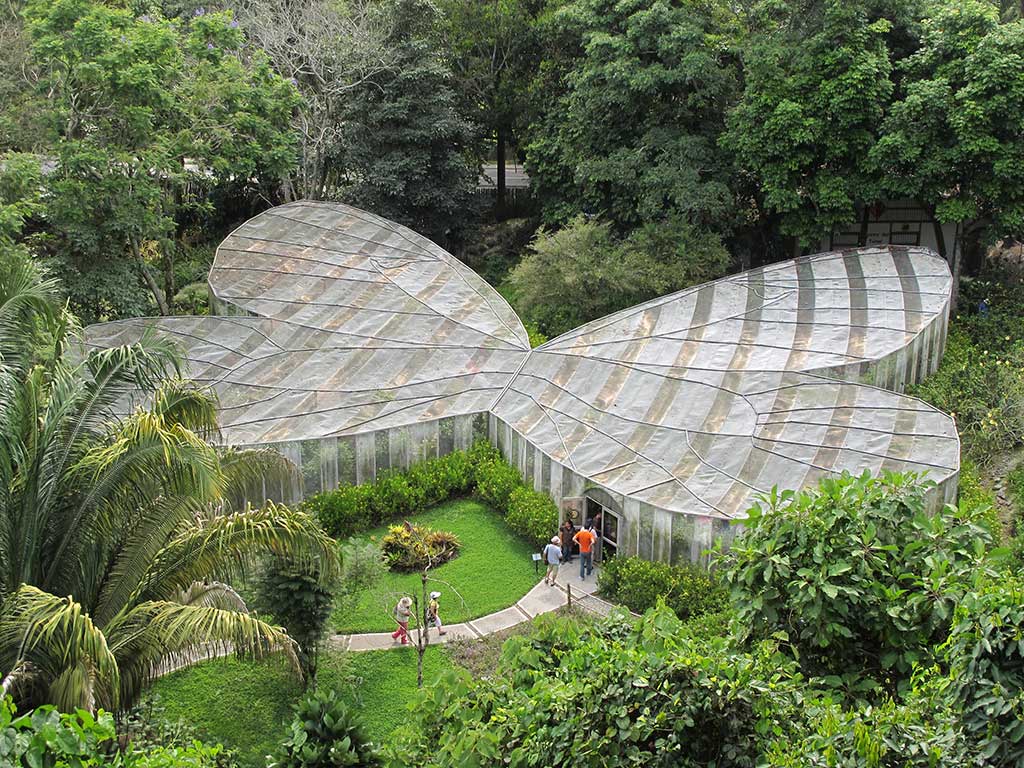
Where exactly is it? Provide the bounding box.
[391,590,447,645]
[541,518,600,587]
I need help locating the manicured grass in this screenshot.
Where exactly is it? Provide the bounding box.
[144,647,453,767]
[331,499,540,634]
[340,645,454,744]
[144,655,302,767]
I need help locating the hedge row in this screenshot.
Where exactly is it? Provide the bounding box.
[597,555,728,621]
[303,441,558,548]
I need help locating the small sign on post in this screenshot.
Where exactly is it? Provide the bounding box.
[531,552,542,575]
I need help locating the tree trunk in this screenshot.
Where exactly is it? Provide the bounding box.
[163,240,176,312]
[858,204,870,248]
[130,236,169,315]
[496,126,507,219]
[924,206,959,312]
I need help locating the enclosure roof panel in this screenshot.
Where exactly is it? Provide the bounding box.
[85,203,959,520]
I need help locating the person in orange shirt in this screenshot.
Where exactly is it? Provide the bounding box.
[573,522,597,580]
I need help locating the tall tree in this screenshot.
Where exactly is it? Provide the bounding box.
[236,0,399,201]
[0,253,339,712]
[724,0,897,249]
[872,0,1024,298]
[524,0,741,238]
[23,0,298,321]
[439,0,542,212]
[336,0,481,246]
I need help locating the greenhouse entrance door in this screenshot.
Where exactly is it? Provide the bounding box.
[585,496,618,561]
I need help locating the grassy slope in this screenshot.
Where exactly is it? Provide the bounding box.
[146,647,453,767]
[332,499,539,634]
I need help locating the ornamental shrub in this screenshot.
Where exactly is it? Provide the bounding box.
[269,689,379,768]
[598,556,727,620]
[304,483,375,539]
[472,456,521,511]
[380,524,461,571]
[505,486,558,549]
[721,471,995,696]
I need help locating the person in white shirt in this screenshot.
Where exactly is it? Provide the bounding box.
[542,535,562,586]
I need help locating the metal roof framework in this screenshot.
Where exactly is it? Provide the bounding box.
[86,201,959,522]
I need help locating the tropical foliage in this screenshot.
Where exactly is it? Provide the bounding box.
[0,254,339,712]
[0,696,227,768]
[305,442,557,549]
[597,555,727,620]
[269,688,380,768]
[721,471,993,695]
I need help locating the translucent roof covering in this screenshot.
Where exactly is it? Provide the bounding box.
[87,202,530,444]
[494,248,957,518]
[85,203,959,519]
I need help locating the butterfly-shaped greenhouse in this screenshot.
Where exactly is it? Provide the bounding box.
[86,202,960,563]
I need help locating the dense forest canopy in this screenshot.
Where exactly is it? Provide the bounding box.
[2,0,1024,332]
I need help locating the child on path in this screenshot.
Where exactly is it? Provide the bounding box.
[392,596,412,645]
[573,523,597,580]
[427,591,447,636]
[542,535,562,586]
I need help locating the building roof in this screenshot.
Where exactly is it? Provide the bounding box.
[85,202,959,518]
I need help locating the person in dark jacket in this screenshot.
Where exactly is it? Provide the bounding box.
[559,519,576,563]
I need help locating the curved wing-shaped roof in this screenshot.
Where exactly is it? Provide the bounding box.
[85,204,959,521]
[85,202,529,445]
[491,247,958,518]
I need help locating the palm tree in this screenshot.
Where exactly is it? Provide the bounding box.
[0,252,340,712]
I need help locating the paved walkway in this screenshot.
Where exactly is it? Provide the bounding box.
[332,561,601,652]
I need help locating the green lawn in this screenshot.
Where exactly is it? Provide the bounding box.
[332,499,540,634]
[145,647,454,767]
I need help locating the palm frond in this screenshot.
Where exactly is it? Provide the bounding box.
[43,413,224,592]
[218,447,299,512]
[88,495,212,627]
[0,247,61,372]
[178,581,247,611]
[104,600,298,708]
[135,502,341,605]
[0,586,119,712]
[149,380,221,442]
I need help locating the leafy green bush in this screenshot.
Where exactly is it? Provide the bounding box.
[943,576,1024,766]
[472,456,521,512]
[721,471,994,696]
[306,442,552,550]
[386,605,803,767]
[306,447,489,538]
[269,688,379,768]
[957,459,1001,541]
[256,559,336,679]
[911,328,1024,464]
[380,524,461,571]
[504,486,558,549]
[763,680,970,767]
[598,556,727,620]
[0,698,225,768]
[304,484,376,539]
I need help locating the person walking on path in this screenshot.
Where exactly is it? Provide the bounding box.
[392,596,412,645]
[427,591,447,636]
[542,535,562,586]
[573,523,596,580]
[559,519,576,563]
